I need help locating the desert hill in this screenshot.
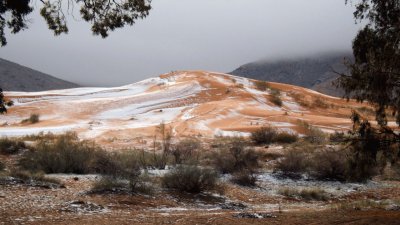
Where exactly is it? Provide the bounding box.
[0,58,79,92]
[0,71,376,147]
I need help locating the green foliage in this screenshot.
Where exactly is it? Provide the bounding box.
[340,0,400,127]
[162,165,218,194]
[273,132,299,144]
[0,0,152,46]
[0,138,26,155]
[0,88,13,114]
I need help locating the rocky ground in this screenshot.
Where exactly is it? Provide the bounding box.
[1,170,400,225]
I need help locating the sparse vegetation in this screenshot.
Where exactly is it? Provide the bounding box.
[21,113,40,124]
[312,97,329,109]
[162,165,218,194]
[213,137,259,174]
[273,132,299,144]
[251,126,277,145]
[254,80,268,91]
[0,138,27,155]
[269,88,283,107]
[275,148,308,179]
[231,169,257,187]
[0,160,5,171]
[308,149,348,181]
[279,187,329,201]
[251,127,298,145]
[298,120,327,144]
[18,132,101,174]
[171,138,201,164]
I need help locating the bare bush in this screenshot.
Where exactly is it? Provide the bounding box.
[251,126,277,145]
[0,138,27,155]
[18,132,99,174]
[172,138,201,164]
[231,169,257,187]
[309,149,348,181]
[214,137,259,174]
[254,80,268,91]
[21,114,40,124]
[275,149,308,179]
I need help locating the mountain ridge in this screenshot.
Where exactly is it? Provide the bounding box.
[229,52,352,97]
[0,58,79,92]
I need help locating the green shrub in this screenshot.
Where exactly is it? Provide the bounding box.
[251,126,277,145]
[162,165,218,193]
[0,138,26,155]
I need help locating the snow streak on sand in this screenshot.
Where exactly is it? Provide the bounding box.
[0,70,369,140]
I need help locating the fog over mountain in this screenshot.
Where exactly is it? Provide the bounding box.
[230,52,352,97]
[0,0,360,86]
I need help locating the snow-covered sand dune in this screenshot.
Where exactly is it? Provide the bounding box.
[0,70,371,146]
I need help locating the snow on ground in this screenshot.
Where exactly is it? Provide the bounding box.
[0,124,82,137]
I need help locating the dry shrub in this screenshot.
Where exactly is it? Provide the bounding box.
[172,138,201,164]
[312,98,329,109]
[273,132,299,144]
[254,80,268,91]
[251,126,277,145]
[279,187,329,201]
[231,169,257,187]
[275,149,308,179]
[0,138,26,155]
[162,165,218,194]
[214,137,259,174]
[18,132,101,174]
[21,114,40,124]
[309,149,348,181]
[0,160,5,171]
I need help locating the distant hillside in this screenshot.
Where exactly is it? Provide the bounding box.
[229,52,353,97]
[0,58,79,92]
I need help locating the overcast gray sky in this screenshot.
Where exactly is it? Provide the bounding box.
[0,0,360,86]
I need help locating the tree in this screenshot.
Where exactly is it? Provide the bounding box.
[337,0,400,181]
[0,88,13,114]
[339,0,400,127]
[0,0,152,46]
